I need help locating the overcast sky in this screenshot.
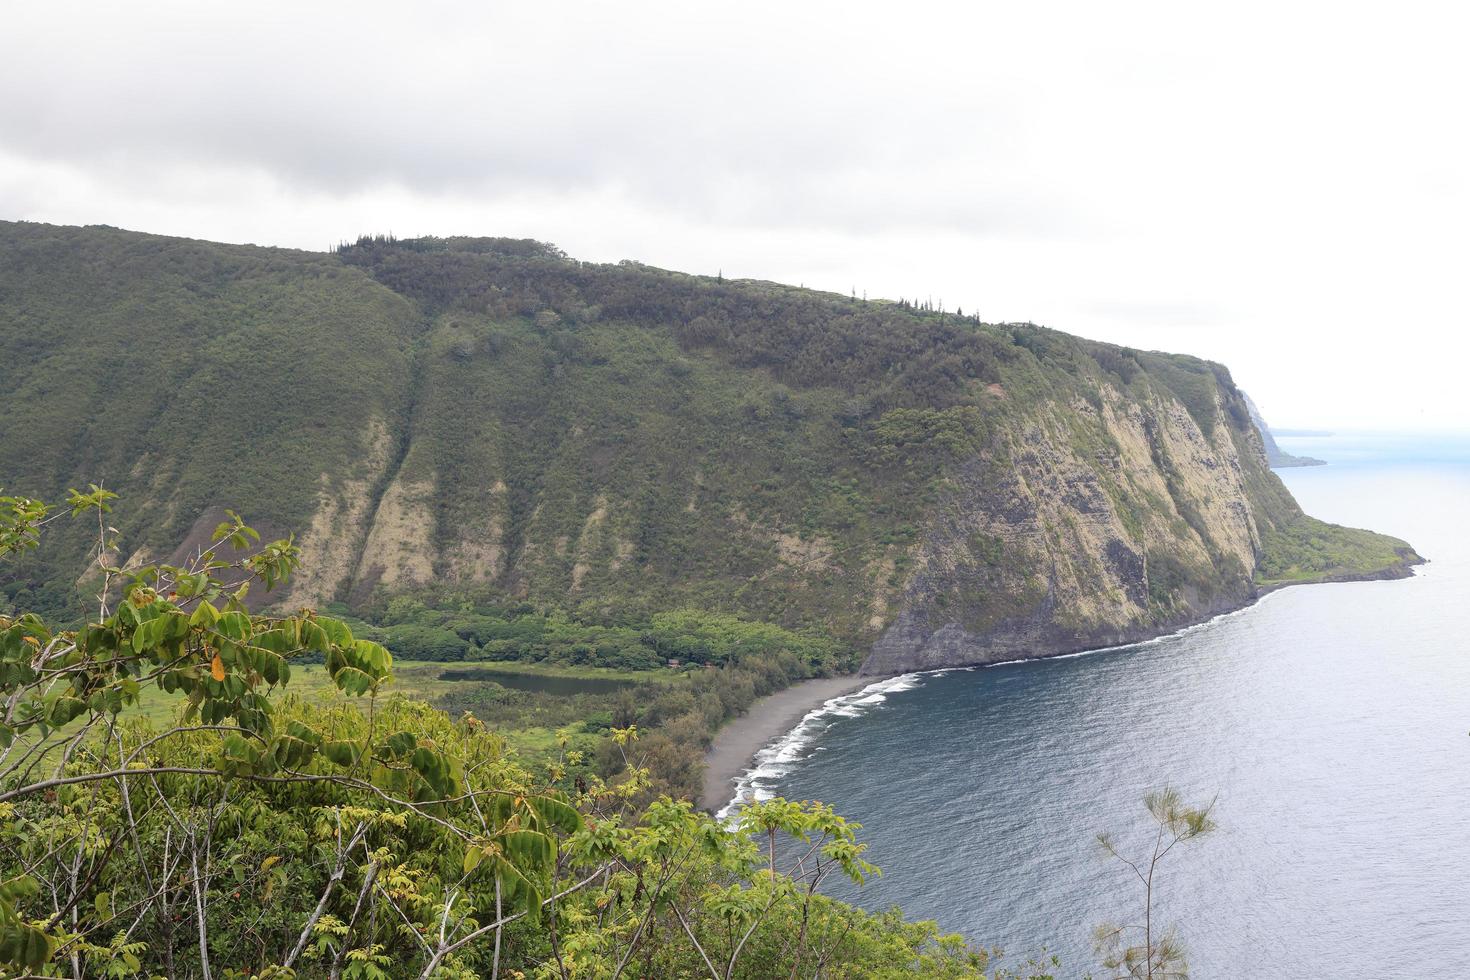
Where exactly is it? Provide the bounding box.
[3,1,1466,430]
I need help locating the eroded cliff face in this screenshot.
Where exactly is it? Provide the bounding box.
[281,418,396,609]
[860,378,1296,675]
[257,343,1316,680]
[3,224,1417,645]
[258,342,1404,677]
[281,422,512,608]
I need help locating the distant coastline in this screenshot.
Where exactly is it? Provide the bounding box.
[1243,390,1327,466]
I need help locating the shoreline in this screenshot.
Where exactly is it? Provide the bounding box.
[698,675,870,813]
[699,560,1425,815]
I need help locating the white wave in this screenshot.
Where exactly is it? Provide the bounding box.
[715,588,1295,819]
[714,673,930,820]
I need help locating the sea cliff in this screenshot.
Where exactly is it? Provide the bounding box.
[0,221,1418,653]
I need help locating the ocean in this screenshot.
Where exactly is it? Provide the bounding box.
[731,432,1470,977]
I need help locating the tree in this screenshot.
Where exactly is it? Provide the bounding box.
[1093,788,1217,980]
[0,489,580,975]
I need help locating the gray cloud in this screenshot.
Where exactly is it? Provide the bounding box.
[2,0,1468,430]
[0,3,1073,236]
[1089,301,1228,328]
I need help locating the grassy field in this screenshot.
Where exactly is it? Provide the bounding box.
[1255,516,1417,586]
[105,658,683,758]
[418,659,680,684]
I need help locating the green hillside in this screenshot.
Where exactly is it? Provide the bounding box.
[0,222,419,613]
[0,222,1419,666]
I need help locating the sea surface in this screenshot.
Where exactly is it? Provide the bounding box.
[737,432,1470,977]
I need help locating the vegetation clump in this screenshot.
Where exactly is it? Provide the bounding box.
[1255,516,1417,586]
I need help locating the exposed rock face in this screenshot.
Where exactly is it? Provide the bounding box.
[861,382,1341,676]
[351,469,437,600]
[254,352,1408,678]
[283,418,395,608]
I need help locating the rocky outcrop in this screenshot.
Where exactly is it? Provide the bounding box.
[350,468,437,601]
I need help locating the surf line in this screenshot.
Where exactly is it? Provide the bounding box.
[715,588,1291,818]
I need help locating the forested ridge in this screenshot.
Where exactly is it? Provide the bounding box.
[0,221,1416,639]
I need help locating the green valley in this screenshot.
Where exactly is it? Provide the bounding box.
[0,220,1422,977]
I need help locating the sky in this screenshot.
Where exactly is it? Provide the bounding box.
[2,1,1467,431]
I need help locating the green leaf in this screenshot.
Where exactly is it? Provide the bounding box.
[322,739,363,767]
[219,733,263,773]
[331,665,376,696]
[259,651,286,686]
[351,639,392,677]
[130,615,169,653]
[47,696,86,727]
[0,920,55,970]
[253,628,291,654]
[379,731,416,759]
[409,746,458,798]
[314,616,354,648]
[285,720,322,746]
[215,611,251,641]
[0,876,39,904]
[528,796,583,835]
[499,830,555,872]
[299,619,329,653]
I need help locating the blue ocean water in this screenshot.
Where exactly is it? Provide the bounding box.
[753,432,1470,977]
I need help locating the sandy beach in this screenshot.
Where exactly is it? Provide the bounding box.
[698,675,872,813]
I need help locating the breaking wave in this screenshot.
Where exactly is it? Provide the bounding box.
[714,588,1297,820]
[715,673,931,820]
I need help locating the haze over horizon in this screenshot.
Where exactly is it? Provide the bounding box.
[4,0,1467,432]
